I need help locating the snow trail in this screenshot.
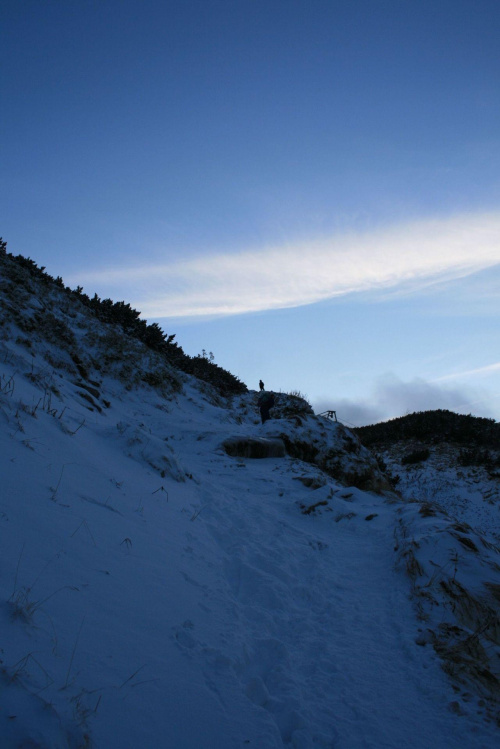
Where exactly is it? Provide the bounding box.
[164,422,496,749]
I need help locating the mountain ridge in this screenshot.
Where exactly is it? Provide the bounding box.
[1,241,499,747]
[354,409,500,450]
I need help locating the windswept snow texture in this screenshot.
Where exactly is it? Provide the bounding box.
[0,259,499,748]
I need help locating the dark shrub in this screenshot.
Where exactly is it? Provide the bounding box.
[401,448,430,465]
[0,244,247,395]
[458,448,498,468]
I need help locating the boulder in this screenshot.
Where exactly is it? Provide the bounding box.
[222,436,286,459]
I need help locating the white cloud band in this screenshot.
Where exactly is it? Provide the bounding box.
[434,361,500,382]
[69,212,500,318]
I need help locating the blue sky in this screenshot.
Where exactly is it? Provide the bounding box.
[2,0,500,424]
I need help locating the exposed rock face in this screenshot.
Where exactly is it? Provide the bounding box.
[222,436,286,459]
[222,412,392,495]
[267,417,392,494]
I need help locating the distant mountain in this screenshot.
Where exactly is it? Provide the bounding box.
[353,409,500,450]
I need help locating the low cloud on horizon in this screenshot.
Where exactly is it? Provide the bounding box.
[68,211,500,318]
[313,374,497,427]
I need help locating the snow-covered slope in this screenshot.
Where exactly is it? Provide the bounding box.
[0,251,499,748]
[382,443,500,543]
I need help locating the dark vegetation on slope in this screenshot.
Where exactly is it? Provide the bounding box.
[354,410,500,469]
[354,409,500,448]
[0,238,246,395]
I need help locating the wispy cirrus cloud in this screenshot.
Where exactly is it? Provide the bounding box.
[68,211,500,318]
[434,361,500,382]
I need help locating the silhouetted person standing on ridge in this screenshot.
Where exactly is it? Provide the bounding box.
[259,379,264,391]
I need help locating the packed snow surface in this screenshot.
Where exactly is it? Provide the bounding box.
[0,270,499,747]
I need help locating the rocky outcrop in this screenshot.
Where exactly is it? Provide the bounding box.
[222,436,286,459]
[222,413,392,494]
[267,417,392,494]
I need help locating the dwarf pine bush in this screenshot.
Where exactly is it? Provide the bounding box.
[0,241,247,395]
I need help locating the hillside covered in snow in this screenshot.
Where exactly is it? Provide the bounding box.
[354,411,500,543]
[0,244,499,748]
